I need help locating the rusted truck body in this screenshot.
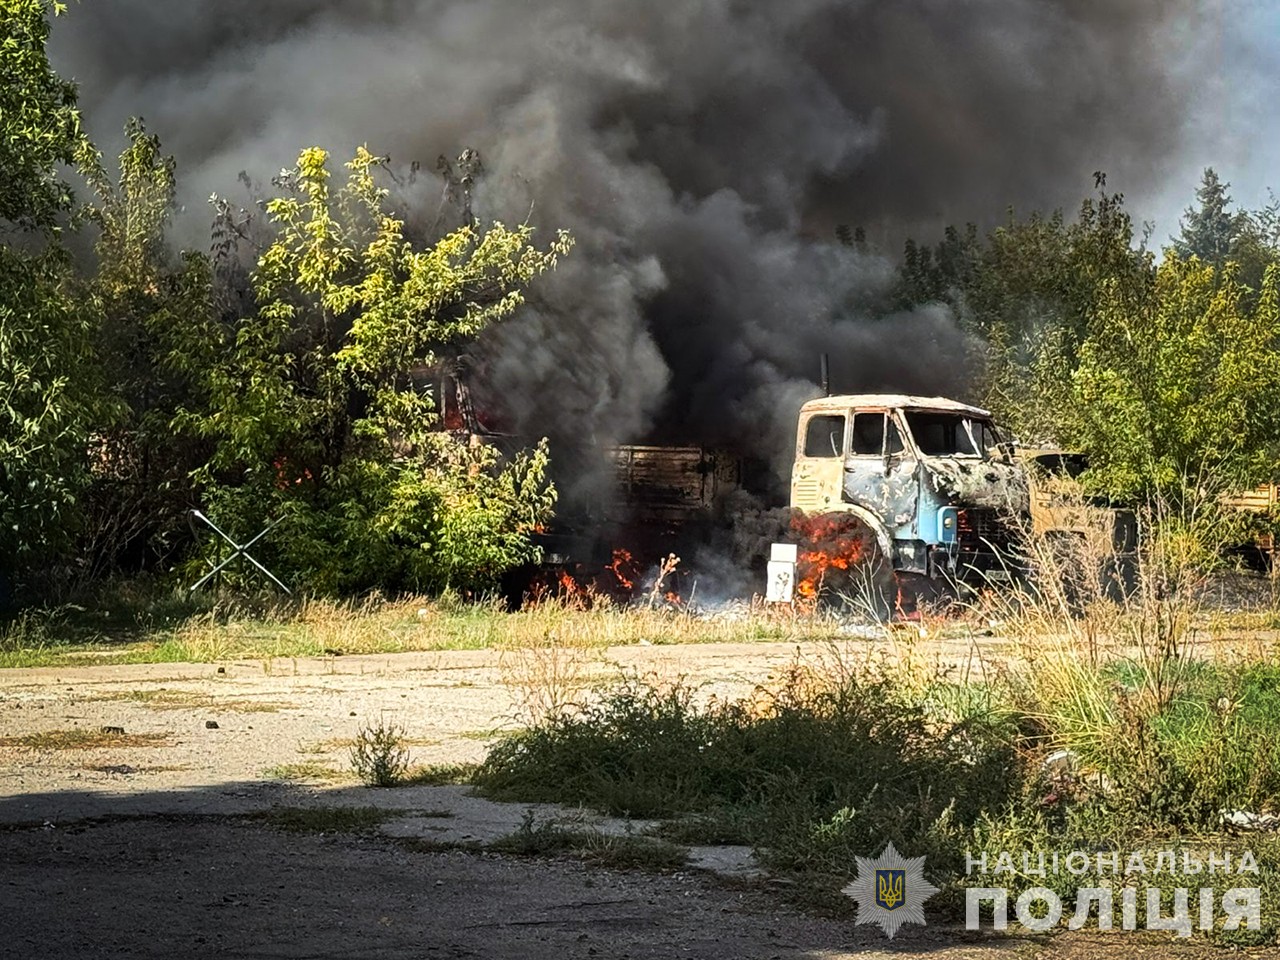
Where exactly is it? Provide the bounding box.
[791,394,1026,581]
[1017,449,1139,597]
[532,444,747,569]
[608,445,743,526]
[1018,449,1138,555]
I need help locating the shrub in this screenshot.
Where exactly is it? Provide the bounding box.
[349,721,410,787]
[477,665,1019,879]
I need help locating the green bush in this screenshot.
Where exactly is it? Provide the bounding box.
[476,668,1019,879]
[170,147,569,596]
[478,654,1280,941]
[349,721,410,787]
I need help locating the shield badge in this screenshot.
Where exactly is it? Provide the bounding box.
[875,869,906,911]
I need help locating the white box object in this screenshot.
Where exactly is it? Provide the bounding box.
[766,559,796,603]
[770,543,799,564]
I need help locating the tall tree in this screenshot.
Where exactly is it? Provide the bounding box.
[75,121,216,576]
[1173,168,1244,266]
[0,0,98,594]
[181,147,573,593]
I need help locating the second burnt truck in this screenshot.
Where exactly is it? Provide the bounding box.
[790,394,1029,584]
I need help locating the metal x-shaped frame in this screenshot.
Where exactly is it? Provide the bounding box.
[189,510,291,595]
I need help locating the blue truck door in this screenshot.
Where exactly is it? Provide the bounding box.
[842,410,919,536]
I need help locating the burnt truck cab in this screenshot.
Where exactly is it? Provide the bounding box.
[791,394,1027,581]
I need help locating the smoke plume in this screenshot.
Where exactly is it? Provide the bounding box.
[50,0,1207,500]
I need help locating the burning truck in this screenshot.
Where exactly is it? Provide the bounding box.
[785,394,1029,602]
[527,393,1039,607]
[457,353,1058,606]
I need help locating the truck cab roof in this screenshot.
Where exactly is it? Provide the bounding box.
[799,394,992,418]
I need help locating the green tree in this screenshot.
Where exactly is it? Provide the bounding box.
[1173,168,1244,266]
[76,120,216,575]
[0,251,98,582]
[896,188,1152,442]
[0,0,92,232]
[0,0,98,592]
[1070,256,1280,501]
[184,146,573,593]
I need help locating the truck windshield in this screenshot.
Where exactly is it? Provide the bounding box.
[903,411,1000,458]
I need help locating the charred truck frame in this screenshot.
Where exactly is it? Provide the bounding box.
[791,394,1027,583]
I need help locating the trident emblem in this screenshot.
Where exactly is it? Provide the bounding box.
[875,869,906,910]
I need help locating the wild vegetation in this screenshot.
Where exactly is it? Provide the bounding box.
[1,1,568,605]
[475,521,1280,944]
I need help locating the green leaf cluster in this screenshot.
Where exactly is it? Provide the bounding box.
[180,146,572,593]
[1072,257,1280,501]
[0,0,98,585]
[898,170,1280,508]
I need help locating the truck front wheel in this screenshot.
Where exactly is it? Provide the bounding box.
[791,511,895,618]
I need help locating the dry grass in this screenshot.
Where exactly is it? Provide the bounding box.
[307,734,437,752]
[402,762,479,786]
[964,480,1252,760]
[0,728,172,750]
[1,592,851,669]
[92,688,288,712]
[263,761,354,783]
[498,626,605,726]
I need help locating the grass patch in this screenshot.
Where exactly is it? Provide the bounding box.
[0,590,849,668]
[477,665,1016,878]
[492,814,687,870]
[401,762,479,786]
[0,728,171,750]
[263,761,353,783]
[455,728,502,741]
[477,647,1280,943]
[259,806,402,834]
[349,722,410,787]
[651,813,752,847]
[94,688,287,713]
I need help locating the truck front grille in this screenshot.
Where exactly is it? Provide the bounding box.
[957,508,1013,549]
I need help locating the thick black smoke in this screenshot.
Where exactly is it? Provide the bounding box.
[50,0,1207,501]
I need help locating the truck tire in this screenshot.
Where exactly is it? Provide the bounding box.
[894,571,956,617]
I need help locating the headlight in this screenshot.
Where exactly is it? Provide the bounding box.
[938,507,959,545]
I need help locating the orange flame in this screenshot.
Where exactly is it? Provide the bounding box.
[790,513,869,601]
[606,549,637,591]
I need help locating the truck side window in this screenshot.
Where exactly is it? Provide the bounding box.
[886,416,905,455]
[803,415,846,458]
[850,413,885,456]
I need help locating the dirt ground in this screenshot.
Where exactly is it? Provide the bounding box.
[0,642,1268,958]
[0,639,1008,803]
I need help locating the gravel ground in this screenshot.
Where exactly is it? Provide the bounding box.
[0,641,1007,801]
